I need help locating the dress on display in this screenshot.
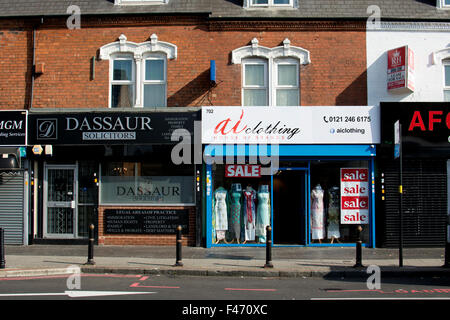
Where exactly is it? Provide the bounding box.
[311,184,325,240]
[243,186,257,241]
[229,184,242,242]
[213,187,228,241]
[256,185,271,243]
[327,186,341,240]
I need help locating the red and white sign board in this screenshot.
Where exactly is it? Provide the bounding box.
[225,165,261,178]
[387,45,414,92]
[340,168,369,224]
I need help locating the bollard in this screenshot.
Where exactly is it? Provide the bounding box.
[353,225,364,268]
[0,228,5,269]
[174,225,183,267]
[445,242,450,268]
[85,224,95,265]
[264,226,273,268]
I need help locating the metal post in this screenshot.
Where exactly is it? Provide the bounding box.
[353,225,364,268]
[0,228,5,269]
[399,122,404,268]
[444,216,450,268]
[175,225,183,267]
[86,224,95,265]
[264,226,273,268]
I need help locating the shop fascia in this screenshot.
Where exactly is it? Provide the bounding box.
[170,106,380,172]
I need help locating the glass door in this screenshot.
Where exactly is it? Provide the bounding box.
[44,165,77,238]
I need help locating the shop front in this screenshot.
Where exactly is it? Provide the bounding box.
[202,106,380,248]
[378,102,449,247]
[27,109,200,246]
[0,110,28,245]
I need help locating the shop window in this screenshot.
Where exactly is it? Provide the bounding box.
[211,163,272,244]
[443,60,450,101]
[100,34,176,108]
[232,38,309,107]
[99,146,194,205]
[310,160,371,244]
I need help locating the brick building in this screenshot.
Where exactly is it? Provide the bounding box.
[0,1,448,248]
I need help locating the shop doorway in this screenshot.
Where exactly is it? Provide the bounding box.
[273,170,307,245]
[44,165,77,238]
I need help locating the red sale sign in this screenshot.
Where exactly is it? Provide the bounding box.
[340,168,369,224]
[225,165,261,178]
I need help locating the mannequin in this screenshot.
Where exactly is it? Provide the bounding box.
[256,185,271,243]
[243,185,257,242]
[327,186,341,243]
[229,183,242,244]
[311,184,325,243]
[213,187,228,243]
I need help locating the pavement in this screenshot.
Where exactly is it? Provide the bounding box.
[1,245,449,279]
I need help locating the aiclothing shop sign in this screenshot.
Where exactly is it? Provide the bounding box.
[28,112,197,145]
[201,106,380,144]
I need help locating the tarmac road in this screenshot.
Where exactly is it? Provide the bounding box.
[1,273,450,301]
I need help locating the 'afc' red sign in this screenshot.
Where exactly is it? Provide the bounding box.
[408,110,450,131]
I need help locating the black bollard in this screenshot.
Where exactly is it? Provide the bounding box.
[86,224,95,265]
[0,228,5,269]
[264,226,273,268]
[353,225,364,268]
[174,225,183,267]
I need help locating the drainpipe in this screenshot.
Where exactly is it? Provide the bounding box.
[29,17,43,110]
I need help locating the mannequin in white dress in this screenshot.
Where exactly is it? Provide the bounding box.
[213,187,228,243]
[311,184,325,243]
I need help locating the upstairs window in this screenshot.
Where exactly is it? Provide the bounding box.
[111,56,135,108]
[437,0,450,9]
[143,55,166,107]
[245,0,294,8]
[114,0,169,5]
[232,38,309,107]
[99,34,177,108]
[443,60,450,101]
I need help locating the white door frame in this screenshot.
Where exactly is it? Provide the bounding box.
[43,163,78,239]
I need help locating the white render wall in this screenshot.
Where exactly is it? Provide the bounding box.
[367,22,450,106]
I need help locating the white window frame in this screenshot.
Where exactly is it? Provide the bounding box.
[109,54,135,109]
[246,0,294,8]
[232,38,309,107]
[437,0,450,9]
[443,60,450,101]
[142,53,167,108]
[114,0,169,5]
[274,58,300,106]
[242,58,268,106]
[99,34,177,108]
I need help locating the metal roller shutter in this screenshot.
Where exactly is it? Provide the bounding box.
[382,159,447,247]
[0,171,24,244]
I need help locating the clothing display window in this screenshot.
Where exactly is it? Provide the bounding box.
[211,164,271,244]
[310,160,371,244]
[207,159,372,247]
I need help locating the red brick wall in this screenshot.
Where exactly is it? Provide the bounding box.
[0,20,32,110]
[98,206,196,246]
[0,17,367,109]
